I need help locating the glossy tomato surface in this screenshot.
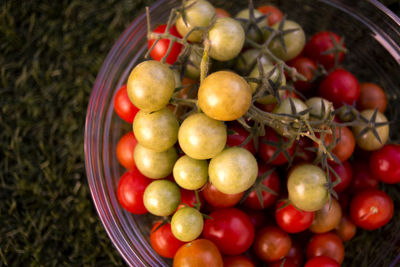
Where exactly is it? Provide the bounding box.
[370,144,400,184]
[150,222,186,258]
[114,84,139,123]
[203,208,255,255]
[116,131,138,170]
[258,127,295,165]
[173,239,223,267]
[275,200,314,233]
[307,232,344,264]
[148,24,183,64]
[253,226,292,262]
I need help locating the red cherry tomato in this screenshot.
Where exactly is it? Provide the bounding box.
[335,215,357,242]
[114,84,139,123]
[304,31,345,70]
[329,161,352,193]
[258,127,295,165]
[269,258,297,267]
[150,221,186,258]
[177,188,203,210]
[306,232,344,264]
[243,163,280,210]
[293,137,315,164]
[305,256,340,267]
[215,8,231,18]
[253,226,292,262]
[356,82,387,113]
[350,161,379,193]
[350,189,394,230]
[201,182,243,209]
[173,239,223,267]
[226,122,256,155]
[318,69,360,108]
[287,56,318,94]
[257,5,283,26]
[286,241,305,266]
[203,208,255,256]
[275,200,315,233]
[117,169,152,214]
[223,255,255,267]
[370,144,400,184]
[148,24,183,64]
[116,131,138,170]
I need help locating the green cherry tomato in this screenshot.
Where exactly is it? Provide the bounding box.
[178,113,227,159]
[235,8,268,43]
[267,20,305,61]
[234,49,272,75]
[208,17,245,61]
[287,164,328,212]
[198,71,252,121]
[184,45,210,79]
[143,180,181,216]
[173,155,208,190]
[175,0,216,42]
[209,147,258,194]
[352,109,389,151]
[171,207,204,242]
[127,60,175,112]
[134,143,178,179]
[305,97,334,121]
[273,97,309,118]
[133,108,179,152]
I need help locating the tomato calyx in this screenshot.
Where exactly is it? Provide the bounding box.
[320,33,348,69]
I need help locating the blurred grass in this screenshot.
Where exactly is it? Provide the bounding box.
[0,0,398,266]
[0,0,155,265]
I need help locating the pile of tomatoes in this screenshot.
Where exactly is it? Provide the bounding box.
[112,1,400,266]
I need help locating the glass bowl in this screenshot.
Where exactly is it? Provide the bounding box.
[84,0,400,266]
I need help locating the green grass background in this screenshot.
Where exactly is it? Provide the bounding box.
[0,0,398,266]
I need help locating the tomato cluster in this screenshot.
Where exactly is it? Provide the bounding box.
[112,1,399,266]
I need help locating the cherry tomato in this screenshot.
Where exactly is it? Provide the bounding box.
[150,222,185,258]
[309,198,342,234]
[203,208,255,255]
[117,169,152,214]
[350,189,394,230]
[178,113,227,160]
[287,56,318,94]
[173,239,223,267]
[226,122,256,155]
[223,255,255,267]
[258,127,295,166]
[253,226,292,262]
[335,215,357,242]
[286,241,305,266]
[257,5,283,26]
[201,182,243,209]
[209,147,258,195]
[148,24,183,64]
[116,131,137,170]
[143,180,181,216]
[178,188,203,210]
[113,84,139,123]
[173,155,208,190]
[370,144,400,184]
[287,164,328,212]
[243,163,280,210]
[235,9,268,43]
[352,109,389,151]
[306,232,344,264]
[356,82,387,112]
[171,207,204,242]
[331,126,355,162]
[275,199,314,233]
[198,71,251,121]
[305,256,340,267]
[127,60,175,112]
[318,68,359,108]
[329,161,352,193]
[215,8,231,18]
[175,0,216,42]
[304,31,345,70]
[305,97,334,121]
[349,161,379,193]
[293,137,315,164]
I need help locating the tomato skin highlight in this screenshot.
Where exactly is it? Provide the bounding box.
[287,56,317,94]
[350,189,394,230]
[148,24,183,65]
[117,169,152,214]
[201,182,243,209]
[318,68,360,108]
[203,208,255,256]
[307,232,344,264]
[370,144,400,184]
[253,226,292,262]
[114,84,139,123]
[150,222,186,258]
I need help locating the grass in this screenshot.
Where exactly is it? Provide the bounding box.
[0,0,398,266]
